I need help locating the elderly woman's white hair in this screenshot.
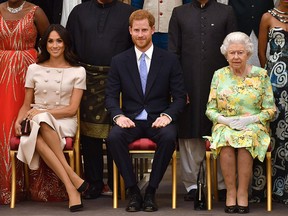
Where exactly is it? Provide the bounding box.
[220,32,254,57]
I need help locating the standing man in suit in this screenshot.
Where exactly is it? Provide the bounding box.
[168,0,237,202]
[106,9,186,212]
[66,0,135,199]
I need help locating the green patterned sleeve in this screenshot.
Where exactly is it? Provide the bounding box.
[257,71,276,124]
[206,70,221,123]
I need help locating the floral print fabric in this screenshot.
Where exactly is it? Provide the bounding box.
[205,66,275,162]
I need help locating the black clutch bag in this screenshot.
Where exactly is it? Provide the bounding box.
[21,119,31,135]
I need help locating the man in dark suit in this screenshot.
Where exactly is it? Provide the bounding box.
[105,9,186,212]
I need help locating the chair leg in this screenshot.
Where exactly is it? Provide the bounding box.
[206,151,212,210]
[172,150,177,209]
[213,157,218,201]
[75,148,81,176]
[120,175,125,200]
[24,164,29,197]
[68,152,75,171]
[10,150,17,208]
[266,151,272,211]
[139,158,144,180]
[113,161,118,208]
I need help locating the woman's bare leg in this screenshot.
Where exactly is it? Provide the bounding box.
[237,148,253,207]
[35,134,81,207]
[38,123,84,188]
[220,146,237,206]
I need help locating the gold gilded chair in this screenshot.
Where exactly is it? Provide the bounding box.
[113,138,177,209]
[9,110,81,208]
[205,140,272,211]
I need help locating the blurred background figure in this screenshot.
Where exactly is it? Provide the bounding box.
[257,0,288,205]
[131,0,192,50]
[66,0,135,199]
[168,0,237,202]
[220,0,274,66]
[0,0,49,204]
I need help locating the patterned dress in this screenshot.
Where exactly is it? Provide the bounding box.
[253,27,288,204]
[0,6,38,204]
[205,66,275,162]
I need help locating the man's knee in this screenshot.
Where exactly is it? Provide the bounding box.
[106,127,124,146]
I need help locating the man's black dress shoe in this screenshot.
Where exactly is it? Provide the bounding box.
[224,205,238,213]
[126,193,143,212]
[143,193,158,212]
[184,189,196,201]
[238,205,249,214]
[82,184,102,200]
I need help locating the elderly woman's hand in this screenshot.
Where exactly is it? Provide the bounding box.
[230,115,259,130]
[217,116,237,126]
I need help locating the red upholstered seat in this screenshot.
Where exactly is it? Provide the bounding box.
[128,138,156,150]
[205,139,211,151]
[10,136,74,150]
[113,137,177,209]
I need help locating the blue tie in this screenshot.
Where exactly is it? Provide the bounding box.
[139,53,147,93]
[136,53,148,120]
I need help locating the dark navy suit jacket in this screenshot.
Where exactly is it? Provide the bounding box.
[105,46,186,123]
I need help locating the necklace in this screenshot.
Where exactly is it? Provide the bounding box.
[269,9,288,23]
[273,7,288,15]
[7,1,26,14]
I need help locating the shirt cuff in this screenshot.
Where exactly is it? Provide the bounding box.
[160,113,172,122]
[113,114,124,123]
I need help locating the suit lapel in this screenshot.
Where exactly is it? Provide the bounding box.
[125,49,144,97]
[145,48,162,97]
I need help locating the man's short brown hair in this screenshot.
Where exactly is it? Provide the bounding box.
[129,9,155,27]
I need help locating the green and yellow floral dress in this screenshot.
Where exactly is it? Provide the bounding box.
[205,66,276,162]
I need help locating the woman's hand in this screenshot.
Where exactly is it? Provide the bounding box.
[25,108,43,120]
[14,120,22,136]
[229,115,259,130]
[217,116,237,126]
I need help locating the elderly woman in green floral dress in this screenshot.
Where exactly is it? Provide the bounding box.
[205,32,276,214]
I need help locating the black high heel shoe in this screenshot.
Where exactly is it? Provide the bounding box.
[69,198,83,212]
[77,181,89,193]
[224,205,238,213]
[238,205,249,214]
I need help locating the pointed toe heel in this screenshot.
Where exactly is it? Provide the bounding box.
[69,198,83,212]
[224,205,238,213]
[238,205,249,214]
[69,203,83,212]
